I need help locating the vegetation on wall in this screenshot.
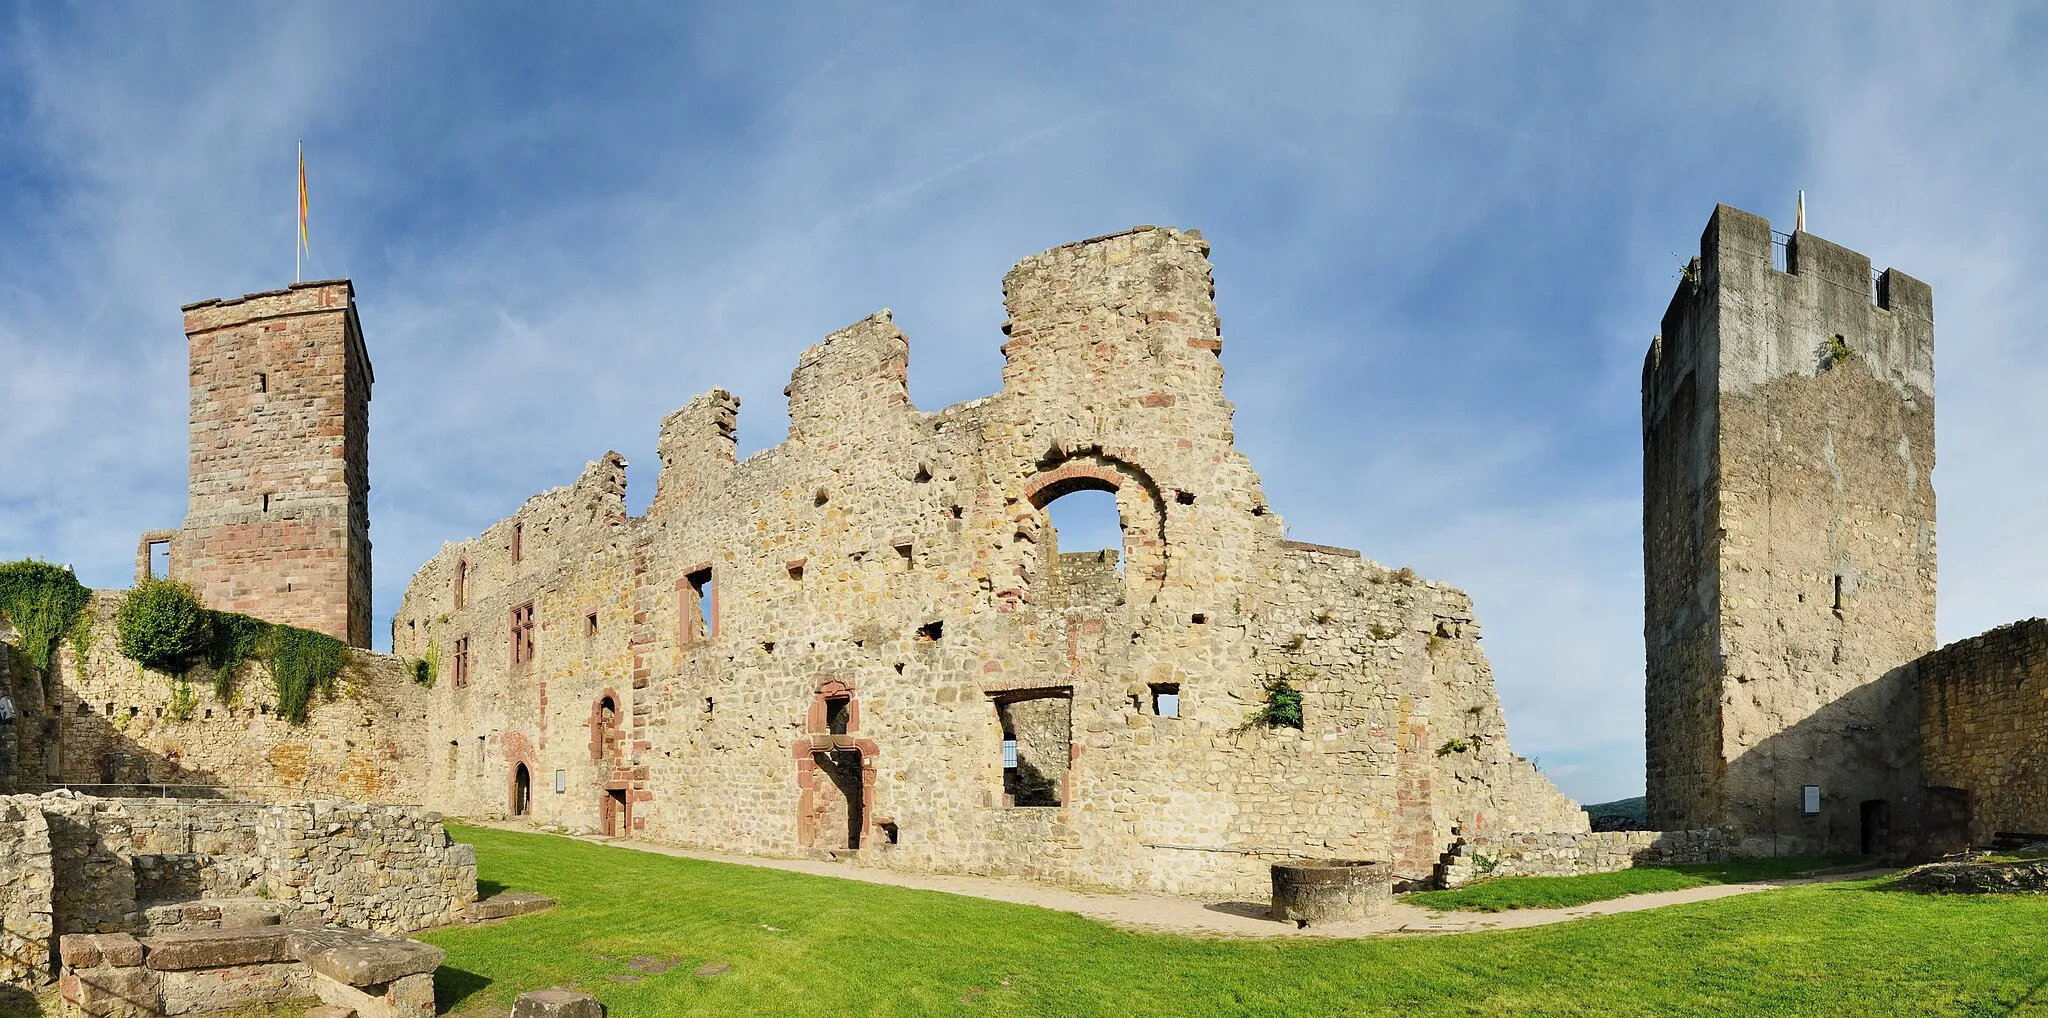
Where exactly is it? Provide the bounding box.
[413,642,439,688]
[113,578,348,725]
[1248,676,1304,729]
[115,578,216,673]
[0,559,95,672]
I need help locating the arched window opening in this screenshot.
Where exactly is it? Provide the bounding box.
[512,763,531,816]
[1044,489,1125,573]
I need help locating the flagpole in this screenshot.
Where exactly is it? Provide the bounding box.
[296,141,302,284]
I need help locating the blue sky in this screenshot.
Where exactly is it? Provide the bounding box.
[3,3,2046,804]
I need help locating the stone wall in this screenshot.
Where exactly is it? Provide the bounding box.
[5,592,431,803]
[159,280,374,647]
[0,797,53,986]
[1,793,474,988]
[392,226,1588,898]
[1644,204,1935,855]
[1917,619,2048,846]
[1437,827,1732,887]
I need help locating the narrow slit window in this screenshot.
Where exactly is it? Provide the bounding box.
[1833,575,1844,611]
[512,522,523,564]
[256,372,268,392]
[585,611,599,637]
[453,636,470,689]
[686,567,715,640]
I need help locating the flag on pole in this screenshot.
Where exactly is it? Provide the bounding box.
[1795,190,1805,234]
[298,142,310,257]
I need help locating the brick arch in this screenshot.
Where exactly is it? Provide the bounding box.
[502,731,537,817]
[588,689,623,763]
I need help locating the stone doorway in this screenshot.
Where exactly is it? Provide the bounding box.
[511,764,531,816]
[811,750,865,850]
[602,788,630,836]
[1860,799,1892,855]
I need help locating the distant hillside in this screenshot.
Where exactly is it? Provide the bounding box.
[1584,796,1647,831]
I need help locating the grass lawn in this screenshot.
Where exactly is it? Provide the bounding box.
[421,826,2048,1017]
[1405,855,1865,913]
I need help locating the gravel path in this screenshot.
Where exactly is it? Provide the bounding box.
[479,821,1879,939]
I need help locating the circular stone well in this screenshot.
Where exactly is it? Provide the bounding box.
[1269,860,1393,926]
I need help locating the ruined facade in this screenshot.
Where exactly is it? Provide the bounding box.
[392,226,1584,895]
[1643,204,1937,855]
[141,281,374,648]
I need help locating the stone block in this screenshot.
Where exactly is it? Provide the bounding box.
[306,1006,357,1018]
[314,970,436,1018]
[512,987,606,1018]
[61,964,161,1018]
[61,932,102,969]
[99,933,145,968]
[157,961,309,1015]
[463,891,556,921]
[143,928,290,971]
[288,926,446,986]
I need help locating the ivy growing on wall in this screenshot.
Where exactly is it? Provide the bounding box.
[113,578,347,725]
[0,559,94,672]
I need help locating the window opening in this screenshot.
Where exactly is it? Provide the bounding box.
[787,559,805,583]
[454,558,467,610]
[1043,489,1123,575]
[446,741,458,773]
[511,602,536,665]
[256,372,267,392]
[1176,490,1195,505]
[453,636,470,689]
[1833,575,1844,612]
[686,567,715,640]
[893,541,915,568]
[262,493,271,513]
[512,522,523,564]
[917,620,943,642]
[1191,614,1208,625]
[1151,683,1181,718]
[880,821,900,845]
[993,690,1072,807]
[474,736,486,777]
[585,611,599,637]
[147,540,171,580]
[826,696,852,736]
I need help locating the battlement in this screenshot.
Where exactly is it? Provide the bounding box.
[653,389,740,513]
[785,310,914,443]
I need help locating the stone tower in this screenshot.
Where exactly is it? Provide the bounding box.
[1642,205,1935,855]
[169,280,373,647]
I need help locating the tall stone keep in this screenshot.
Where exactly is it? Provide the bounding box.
[1642,205,1935,854]
[169,280,373,647]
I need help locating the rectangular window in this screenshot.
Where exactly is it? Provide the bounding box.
[1151,683,1181,718]
[511,602,536,664]
[512,522,523,564]
[146,540,170,580]
[256,372,268,392]
[1802,785,1822,816]
[826,696,852,736]
[1002,738,1018,769]
[585,610,599,637]
[453,636,470,689]
[993,689,1073,807]
[475,736,486,776]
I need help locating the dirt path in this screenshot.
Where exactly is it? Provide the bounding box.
[475,821,1878,939]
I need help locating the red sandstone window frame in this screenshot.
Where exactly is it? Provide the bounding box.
[512,522,523,565]
[454,557,468,610]
[510,602,536,665]
[453,636,470,689]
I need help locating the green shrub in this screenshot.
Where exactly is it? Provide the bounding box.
[1249,677,1304,729]
[166,678,199,722]
[115,578,214,674]
[413,644,438,688]
[0,559,94,672]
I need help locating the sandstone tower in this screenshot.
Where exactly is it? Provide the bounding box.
[157,280,373,647]
[1643,205,1935,854]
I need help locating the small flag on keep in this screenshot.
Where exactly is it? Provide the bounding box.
[298,142,310,256]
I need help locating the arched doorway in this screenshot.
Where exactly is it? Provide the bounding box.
[511,763,531,817]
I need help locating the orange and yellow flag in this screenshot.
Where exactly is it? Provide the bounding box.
[297,142,310,256]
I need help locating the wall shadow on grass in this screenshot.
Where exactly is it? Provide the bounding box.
[434,966,492,1014]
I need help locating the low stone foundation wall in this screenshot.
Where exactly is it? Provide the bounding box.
[60,925,442,1018]
[1,793,475,989]
[1437,827,1731,887]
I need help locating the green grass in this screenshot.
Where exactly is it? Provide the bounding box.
[419,826,2048,1017]
[1407,855,1866,913]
